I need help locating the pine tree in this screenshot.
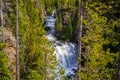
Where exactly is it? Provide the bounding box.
[16,0,19,79]
[3,0,120,79]
[0,42,10,79]
[17,0,58,79]
[78,1,119,79]
[77,0,82,79]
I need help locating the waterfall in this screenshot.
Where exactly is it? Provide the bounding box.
[45,14,77,80]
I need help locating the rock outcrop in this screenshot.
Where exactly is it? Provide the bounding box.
[0,28,16,80]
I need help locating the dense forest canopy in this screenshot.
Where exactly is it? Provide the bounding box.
[0,0,120,80]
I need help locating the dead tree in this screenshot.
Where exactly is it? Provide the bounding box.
[117,42,120,80]
[77,0,82,80]
[16,0,19,80]
[0,0,4,43]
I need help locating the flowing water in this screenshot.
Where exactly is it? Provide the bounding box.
[45,15,78,80]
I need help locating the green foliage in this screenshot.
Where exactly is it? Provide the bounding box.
[0,42,10,80]
[7,0,58,79]
[78,1,120,79]
[57,20,73,41]
[18,0,58,79]
[4,0,120,79]
[54,0,77,41]
[26,69,42,80]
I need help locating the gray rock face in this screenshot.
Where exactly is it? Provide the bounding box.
[0,28,16,47]
[4,47,16,80]
[0,28,16,80]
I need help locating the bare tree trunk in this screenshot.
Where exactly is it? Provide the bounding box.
[77,0,82,80]
[16,0,19,80]
[44,53,47,80]
[117,43,120,80]
[0,0,4,43]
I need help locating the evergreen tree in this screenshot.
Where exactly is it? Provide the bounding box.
[18,0,58,79]
[2,0,120,79]
[78,1,119,79]
[0,42,10,80]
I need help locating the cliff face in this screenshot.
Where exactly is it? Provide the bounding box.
[1,0,16,79]
[0,28,16,80]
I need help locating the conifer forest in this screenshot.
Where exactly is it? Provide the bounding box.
[0,0,120,80]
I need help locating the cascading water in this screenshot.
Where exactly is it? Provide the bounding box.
[45,14,78,80]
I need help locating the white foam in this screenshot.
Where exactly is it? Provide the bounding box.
[45,15,77,79]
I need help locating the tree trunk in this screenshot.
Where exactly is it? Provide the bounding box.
[44,53,47,80]
[16,0,19,80]
[117,42,120,80]
[0,0,4,43]
[77,0,82,80]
